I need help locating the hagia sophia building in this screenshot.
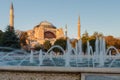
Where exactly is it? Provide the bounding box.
[27,21,64,44]
[9,3,81,46]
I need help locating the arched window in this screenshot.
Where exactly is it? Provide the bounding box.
[44,31,56,39]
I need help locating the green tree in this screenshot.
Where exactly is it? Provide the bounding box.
[0,30,3,46]
[71,39,78,48]
[105,35,120,49]
[20,32,28,47]
[93,32,103,38]
[89,33,96,52]
[82,31,89,53]
[89,38,96,52]
[43,40,52,51]
[81,31,104,53]
[53,38,67,52]
[82,30,89,38]
[1,26,21,49]
[34,43,42,51]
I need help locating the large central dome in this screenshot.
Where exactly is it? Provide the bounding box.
[36,21,56,28]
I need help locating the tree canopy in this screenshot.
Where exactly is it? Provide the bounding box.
[0,26,21,49]
[43,40,52,51]
[53,38,67,52]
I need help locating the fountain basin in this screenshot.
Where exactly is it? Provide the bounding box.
[0,66,120,73]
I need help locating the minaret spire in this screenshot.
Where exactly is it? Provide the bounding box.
[65,24,68,37]
[9,2,14,31]
[77,16,81,40]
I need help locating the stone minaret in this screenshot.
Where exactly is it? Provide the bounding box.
[65,24,68,37]
[77,16,81,40]
[9,2,14,30]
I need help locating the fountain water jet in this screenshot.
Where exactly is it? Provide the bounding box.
[39,49,43,66]
[65,39,71,67]
[30,50,34,63]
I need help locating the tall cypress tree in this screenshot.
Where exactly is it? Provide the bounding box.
[1,26,21,49]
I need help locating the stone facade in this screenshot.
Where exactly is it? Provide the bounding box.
[26,21,65,46]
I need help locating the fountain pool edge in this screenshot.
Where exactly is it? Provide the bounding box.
[0,66,120,73]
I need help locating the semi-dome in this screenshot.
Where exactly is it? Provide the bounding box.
[35,21,56,29]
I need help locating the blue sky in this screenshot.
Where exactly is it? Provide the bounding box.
[0,0,120,38]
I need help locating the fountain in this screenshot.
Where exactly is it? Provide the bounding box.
[0,38,120,80]
[39,49,43,66]
[30,50,34,63]
[0,38,120,67]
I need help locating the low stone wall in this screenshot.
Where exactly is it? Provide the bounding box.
[0,66,120,80]
[0,71,80,80]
